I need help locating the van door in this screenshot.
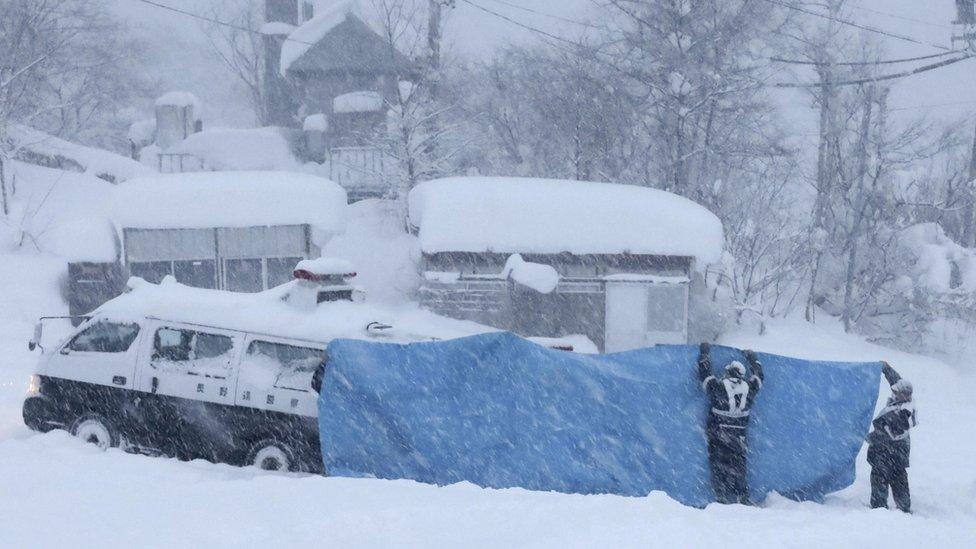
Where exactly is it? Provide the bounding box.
[132,323,243,457]
[43,319,143,390]
[136,323,242,406]
[237,336,324,418]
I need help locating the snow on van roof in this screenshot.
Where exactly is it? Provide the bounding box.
[111,171,347,233]
[95,277,492,345]
[408,177,724,264]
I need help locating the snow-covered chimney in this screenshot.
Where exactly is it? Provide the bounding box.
[282,257,358,310]
[154,92,201,149]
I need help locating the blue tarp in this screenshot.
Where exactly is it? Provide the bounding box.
[318,332,881,507]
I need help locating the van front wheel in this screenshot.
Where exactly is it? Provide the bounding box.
[70,414,119,450]
[246,439,297,472]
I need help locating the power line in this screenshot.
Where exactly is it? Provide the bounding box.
[889,99,976,112]
[759,0,952,51]
[770,49,964,67]
[133,0,317,47]
[482,0,601,30]
[459,0,585,52]
[847,4,953,30]
[773,54,974,88]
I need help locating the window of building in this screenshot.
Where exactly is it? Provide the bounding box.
[152,327,236,378]
[225,258,264,293]
[173,259,217,289]
[130,261,173,284]
[267,256,304,288]
[301,1,314,22]
[67,321,141,353]
[244,340,324,391]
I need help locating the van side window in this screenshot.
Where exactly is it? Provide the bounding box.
[244,340,324,391]
[67,321,140,353]
[152,327,236,379]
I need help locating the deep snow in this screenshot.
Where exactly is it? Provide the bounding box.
[1,251,974,547]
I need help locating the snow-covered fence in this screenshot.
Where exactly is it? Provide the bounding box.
[327,146,392,201]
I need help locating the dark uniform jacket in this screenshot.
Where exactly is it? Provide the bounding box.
[698,348,764,434]
[867,366,917,469]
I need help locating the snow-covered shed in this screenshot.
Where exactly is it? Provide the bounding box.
[111,171,346,293]
[408,177,724,352]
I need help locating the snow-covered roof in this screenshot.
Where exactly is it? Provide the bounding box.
[95,276,491,345]
[259,21,296,36]
[280,0,368,75]
[9,125,153,183]
[166,127,300,171]
[111,171,347,232]
[408,177,724,264]
[154,91,202,121]
[303,114,328,132]
[333,91,384,113]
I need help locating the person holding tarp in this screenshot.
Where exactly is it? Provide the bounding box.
[697,342,764,504]
[868,362,917,513]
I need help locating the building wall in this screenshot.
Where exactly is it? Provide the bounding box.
[419,252,692,352]
[122,225,317,292]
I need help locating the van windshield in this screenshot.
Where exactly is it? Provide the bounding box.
[66,321,140,353]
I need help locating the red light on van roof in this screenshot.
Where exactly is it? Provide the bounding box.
[293,269,357,282]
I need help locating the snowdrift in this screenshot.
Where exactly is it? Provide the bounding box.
[318,333,881,507]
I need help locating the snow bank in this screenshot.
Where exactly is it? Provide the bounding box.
[899,223,976,293]
[280,0,368,75]
[94,276,491,345]
[333,91,384,113]
[111,171,346,233]
[167,127,300,171]
[408,177,724,264]
[8,125,153,183]
[502,254,559,293]
[319,334,880,506]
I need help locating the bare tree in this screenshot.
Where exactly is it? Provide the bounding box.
[204,0,271,125]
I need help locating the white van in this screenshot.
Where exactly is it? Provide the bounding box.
[24,314,329,472]
[22,265,581,472]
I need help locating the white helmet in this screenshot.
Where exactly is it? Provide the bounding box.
[725,361,746,379]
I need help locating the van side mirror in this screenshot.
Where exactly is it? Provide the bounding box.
[28,322,43,352]
[311,362,325,394]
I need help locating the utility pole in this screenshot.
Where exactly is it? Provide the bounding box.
[955,0,976,245]
[427,0,455,99]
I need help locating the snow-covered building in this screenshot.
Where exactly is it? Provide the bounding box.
[262,0,411,199]
[64,171,347,317]
[408,177,725,352]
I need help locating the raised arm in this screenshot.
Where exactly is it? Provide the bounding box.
[698,342,715,389]
[744,350,764,386]
[881,361,902,387]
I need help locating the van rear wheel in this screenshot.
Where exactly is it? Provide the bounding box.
[246,439,297,472]
[70,414,119,450]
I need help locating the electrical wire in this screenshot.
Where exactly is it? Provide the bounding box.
[772,54,974,88]
[759,0,952,51]
[133,0,318,46]
[482,0,601,29]
[769,49,964,67]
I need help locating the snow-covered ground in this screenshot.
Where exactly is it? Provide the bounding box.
[1,248,974,547]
